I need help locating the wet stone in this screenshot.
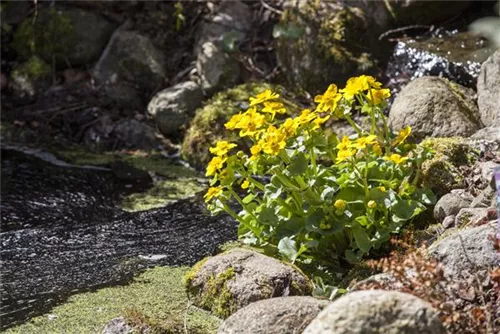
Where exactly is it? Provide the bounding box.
[0,148,237,330]
[386,31,495,92]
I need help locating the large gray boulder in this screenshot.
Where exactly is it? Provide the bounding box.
[217,296,328,334]
[433,190,474,223]
[429,222,498,280]
[477,50,500,126]
[185,248,313,318]
[389,76,482,139]
[147,81,204,136]
[93,29,167,97]
[304,290,445,334]
[195,1,252,94]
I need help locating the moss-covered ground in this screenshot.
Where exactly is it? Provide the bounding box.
[5,266,221,334]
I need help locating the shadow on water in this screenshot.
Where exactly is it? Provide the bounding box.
[0,148,238,330]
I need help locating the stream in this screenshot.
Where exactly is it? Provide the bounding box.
[0,148,238,329]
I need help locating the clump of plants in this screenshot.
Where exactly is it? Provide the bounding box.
[204,75,435,266]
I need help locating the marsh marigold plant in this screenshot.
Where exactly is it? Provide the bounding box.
[204,76,435,265]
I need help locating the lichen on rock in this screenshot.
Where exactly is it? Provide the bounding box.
[420,137,478,197]
[185,248,313,319]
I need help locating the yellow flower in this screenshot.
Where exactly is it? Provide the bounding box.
[241,179,250,189]
[341,75,382,100]
[295,109,316,125]
[206,156,226,176]
[315,84,342,112]
[261,125,287,156]
[373,143,383,156]
[384,153,408,165]
[238,107,266,138]
[312,114,330,130]
[378,186,386,192]
[336,136,352,151]
[280,118,298,138]
[225,112,244,130]
[334,199,346,211]
[392,126,412,147]
[353,135,378,149]
[367,200,377,209]
[204,186,223,202]
[367,88,391,105]
[249,89,279,106]
[336,148,356,163]
[209,141,237,156]
[261,102,286,120]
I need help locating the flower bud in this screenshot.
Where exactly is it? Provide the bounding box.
[334,199,346,211]
[367,200,377,209]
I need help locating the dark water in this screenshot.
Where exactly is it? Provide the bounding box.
[0,148,237,329]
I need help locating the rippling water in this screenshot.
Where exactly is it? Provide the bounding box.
[0,148,237,329]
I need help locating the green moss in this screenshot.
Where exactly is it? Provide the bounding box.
[12,55,50,79]
[55,147,199,179]
[181,83,300,169]
[121,178,204,212]
[420,137,478,197]
[5,266,220,334]
[184,257,210,289]
[12,8,77,63]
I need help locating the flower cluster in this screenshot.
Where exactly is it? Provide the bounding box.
[204,76,434,265]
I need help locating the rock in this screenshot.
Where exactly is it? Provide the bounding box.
[471,187,496,208]
[429,222,498,280]
[386,0,471,26]
[442,215,456,229]
[275,2,379,95]
[433,190,474,223]
[454,207,491,227]
[112,119,159,150]
[303,290,445,334]
[195,1,252,94]
[217,296,328,334]
[350,273,401,291]
[479,161,500,189]
[181,83,300,169]
[477,50,500,126]
[9,56,51,98]
[419,138,477,197]
[12,7,115,66]
[185,248,313,318]
[389,77,482,140]
[471,126,500,142]
[386,32,494,92]
[93,29,167,97]
[148,81,204,136]
[102,317,133,334]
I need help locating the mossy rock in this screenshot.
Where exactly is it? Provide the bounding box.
[11,7,115,66]
[12,7,77,65]
[185,248,313,319]
[275,2,379,95]
[9,55,51,97]
[181,82,301,170]
[420,137,479,197]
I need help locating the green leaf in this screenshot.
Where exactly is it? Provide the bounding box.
[242,194,255,204]
[288,153,308,176]
[391,199,426,223]
[344,249,361,264]
[272,22,304,39]
[278,237,298,261]
[258,207,278,226]
[412,188,436,205]
[351,222,372,253]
